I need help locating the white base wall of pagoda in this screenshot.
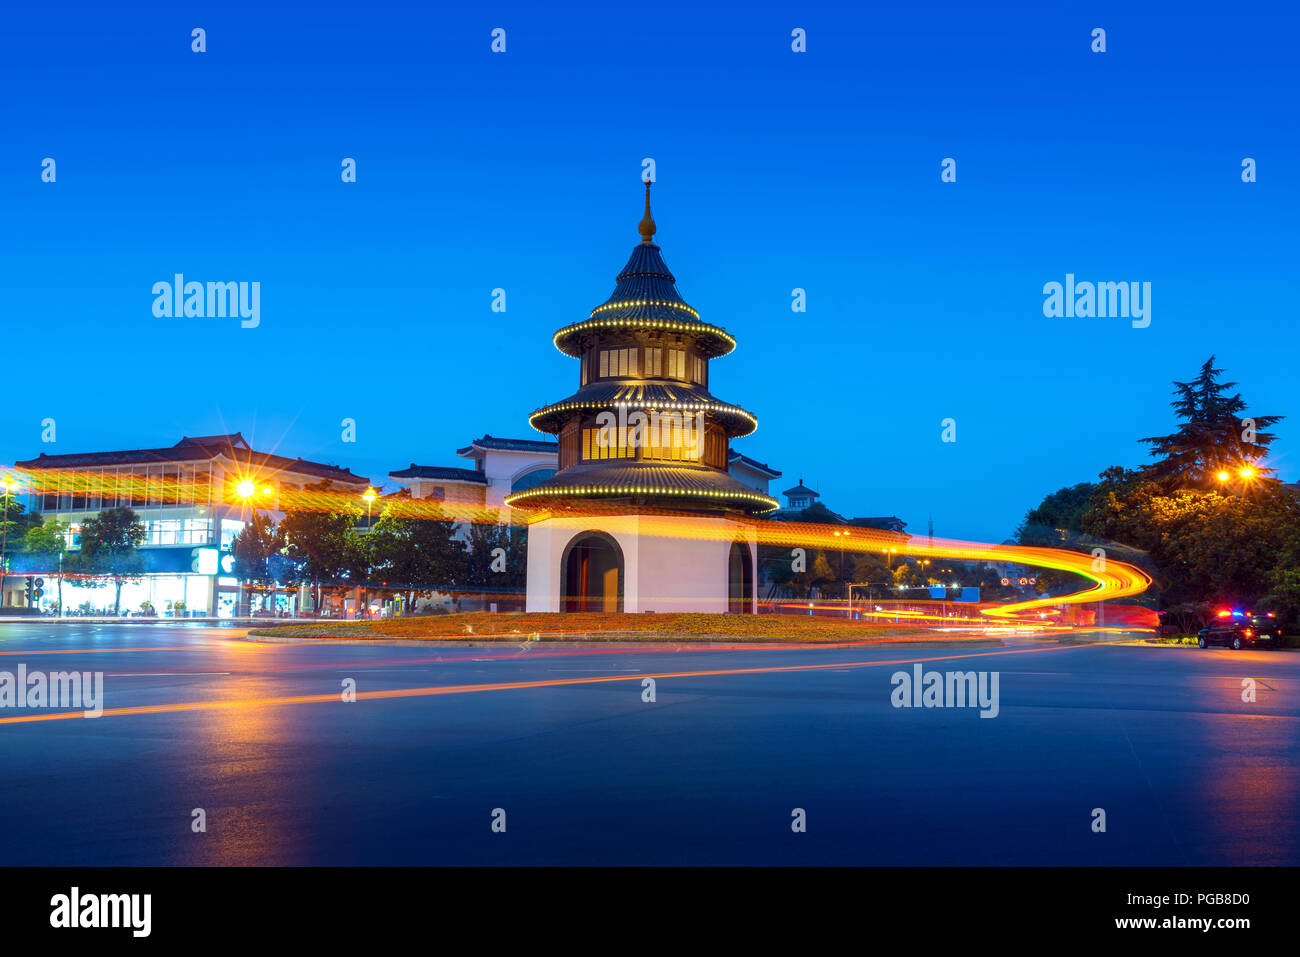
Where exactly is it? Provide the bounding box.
[524,513,758,614]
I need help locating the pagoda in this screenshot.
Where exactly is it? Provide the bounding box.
[507,181,778,614]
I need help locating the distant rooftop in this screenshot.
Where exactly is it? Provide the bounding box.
[728,450,782,478]
[388,464,488,484]
[851,516,908,533]
[456,434,559,456]
[782,478,819,498]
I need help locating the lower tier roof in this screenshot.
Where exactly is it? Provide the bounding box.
[503,461,779,515]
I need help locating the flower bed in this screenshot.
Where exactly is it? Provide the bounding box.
[248,611,964,643]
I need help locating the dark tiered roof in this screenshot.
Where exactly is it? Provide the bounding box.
[529,380,757,437]
[389,464,487,484]
[552,237,736,359]
[504,461,779,514]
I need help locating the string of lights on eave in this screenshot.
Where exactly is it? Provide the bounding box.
[591,299,700,322]
[551,315,736,359]
[504,484,780,514]
[527,398,759,437]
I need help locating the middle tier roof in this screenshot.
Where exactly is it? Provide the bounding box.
[529,380,758,438]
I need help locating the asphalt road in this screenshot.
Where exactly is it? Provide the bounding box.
[0,621,1295,865]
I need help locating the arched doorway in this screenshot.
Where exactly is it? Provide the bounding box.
[728,540,753,614]
[561,532,624,612]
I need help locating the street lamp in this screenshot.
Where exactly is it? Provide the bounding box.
[233,479,257,617]
[363,487,377,528]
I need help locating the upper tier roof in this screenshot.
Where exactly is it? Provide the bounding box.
[552,183,736,359]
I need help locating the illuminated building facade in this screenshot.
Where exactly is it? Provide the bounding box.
[507,183,779,613]
[12,434,370,616]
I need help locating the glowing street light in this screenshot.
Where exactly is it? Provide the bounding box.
[1216,471,1230,482]
[236,479,255,499]
[363,487,377,528]
[832,529,850,583]
[1239,467,1255,480]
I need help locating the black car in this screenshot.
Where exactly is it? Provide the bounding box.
[1197,611,1283,650]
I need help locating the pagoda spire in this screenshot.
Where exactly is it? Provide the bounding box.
[638,178,656,244]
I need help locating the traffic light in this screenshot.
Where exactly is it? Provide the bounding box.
[33,577,44,600]
[24,579,33,604]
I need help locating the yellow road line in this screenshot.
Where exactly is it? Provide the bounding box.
[0,644,1077,725]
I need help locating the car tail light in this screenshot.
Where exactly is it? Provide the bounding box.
[1244,629,1253,638]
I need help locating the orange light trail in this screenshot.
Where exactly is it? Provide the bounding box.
[11,468,1152,624]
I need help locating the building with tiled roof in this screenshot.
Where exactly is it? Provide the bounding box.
[11,432,370,617]
[781,479,819,511]
[508,182,776,613]
[388,434,560,515]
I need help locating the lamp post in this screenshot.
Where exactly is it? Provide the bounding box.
[235,479,255,616]
[833,530,849,595]
[361,486,377,530]
[360,488,377,619]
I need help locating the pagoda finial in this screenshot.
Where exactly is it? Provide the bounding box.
[638,178,656,244]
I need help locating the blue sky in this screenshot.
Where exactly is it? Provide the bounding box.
[2,1,1296,542]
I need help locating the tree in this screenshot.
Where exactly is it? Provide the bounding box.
[79,507,146,615]
[1140,356,1282,487]
[0,484,40,567]
[848,551,893,602]
[1261,569,1300,631]
[808,552,836,595]
[280,481,364,614]
[231,512,288,609]
[1015,483,1101,593]
[1012,359,1291,612]
[1082,477,1300,608]
[1017,483,1097,545]
[368,492,465,607]
[462,511,527,593]
[892,561,924,591]
[23,518,69,613]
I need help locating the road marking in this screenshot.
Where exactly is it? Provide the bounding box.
[109,672,231,677]
[0,644,1083,725]
[0,646,223,656]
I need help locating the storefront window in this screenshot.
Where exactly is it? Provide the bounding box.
[220,520,246,550]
